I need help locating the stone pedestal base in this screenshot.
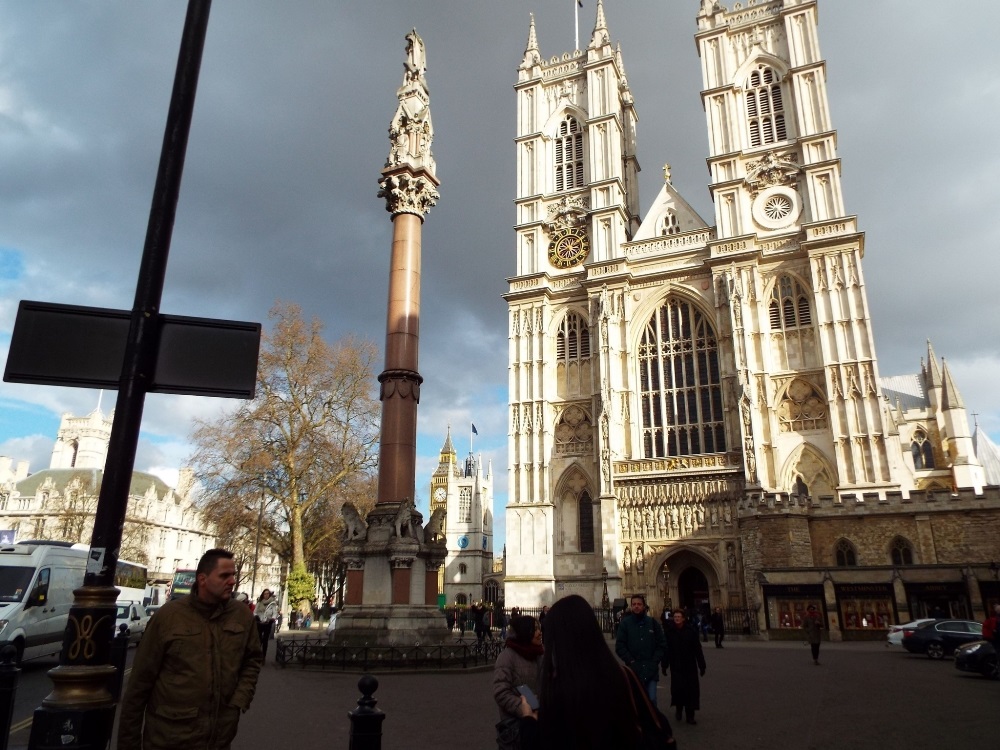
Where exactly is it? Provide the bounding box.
[329,604,449,647]
[333,499,448,647]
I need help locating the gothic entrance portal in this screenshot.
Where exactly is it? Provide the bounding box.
[677,566,710,619]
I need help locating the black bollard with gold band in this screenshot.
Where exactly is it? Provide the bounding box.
[27,586,119,748]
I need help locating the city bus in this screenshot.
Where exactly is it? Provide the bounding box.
[170,568,197,600]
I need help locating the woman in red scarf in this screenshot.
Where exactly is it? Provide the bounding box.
[493,615,543,750]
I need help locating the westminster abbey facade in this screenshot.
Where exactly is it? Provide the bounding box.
[503,0,1000,639]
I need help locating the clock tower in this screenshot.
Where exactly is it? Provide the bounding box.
[429,427,494,605]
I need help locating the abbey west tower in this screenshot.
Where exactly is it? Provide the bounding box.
[504,0,993,621]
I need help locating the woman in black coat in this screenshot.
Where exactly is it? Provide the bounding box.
[665,609,707,724]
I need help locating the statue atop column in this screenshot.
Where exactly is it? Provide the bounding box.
[382,28,438,183]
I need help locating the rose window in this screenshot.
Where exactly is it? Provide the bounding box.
[764,195,793,220]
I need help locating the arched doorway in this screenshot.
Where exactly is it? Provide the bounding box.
[677,566,710,619]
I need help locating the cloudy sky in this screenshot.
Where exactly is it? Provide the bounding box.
[0,1,998,550]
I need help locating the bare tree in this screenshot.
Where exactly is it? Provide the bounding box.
[190,301,381,575]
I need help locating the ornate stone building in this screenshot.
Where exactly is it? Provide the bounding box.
[429,427,496,605]
[503,0,1000,639]
[0,409,282,598]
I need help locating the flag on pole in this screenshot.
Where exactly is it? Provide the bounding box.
[472,423,479,435]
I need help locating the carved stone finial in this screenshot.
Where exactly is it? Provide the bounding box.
[521,13,542,69]
[663,163,672,184]
[383,29,437,183]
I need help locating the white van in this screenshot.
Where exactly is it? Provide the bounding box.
[0,542,87,663]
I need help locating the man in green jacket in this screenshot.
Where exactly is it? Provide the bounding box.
[615,594,666,706]
[118,549,262,750]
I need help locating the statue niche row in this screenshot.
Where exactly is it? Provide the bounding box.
[618,499,733,541]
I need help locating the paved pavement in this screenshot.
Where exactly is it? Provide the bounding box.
[231,637,1000,750]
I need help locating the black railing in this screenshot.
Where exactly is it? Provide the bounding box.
[274,636,505,671]
[723,607,760,636]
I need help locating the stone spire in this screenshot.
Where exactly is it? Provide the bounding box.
[925,340,943,390]
[379,29,440,218]
[520,13,542,69]
[589,0,610,49]
[940,358,965,411]
[440,424,456,461]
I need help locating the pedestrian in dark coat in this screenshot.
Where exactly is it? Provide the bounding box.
[665,609,706,725]
[802,604,823,665]
[615,594,666,706]
[710,606,725,648]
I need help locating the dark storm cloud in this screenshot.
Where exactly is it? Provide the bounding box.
[0,0,997,494]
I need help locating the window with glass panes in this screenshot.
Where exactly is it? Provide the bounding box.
[638,298,726,458]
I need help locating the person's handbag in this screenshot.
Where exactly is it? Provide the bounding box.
[495,716,520,750]
[621,667,677,749]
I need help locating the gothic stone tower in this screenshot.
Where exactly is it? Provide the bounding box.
[503,0,962,616]
[430,428,494,605]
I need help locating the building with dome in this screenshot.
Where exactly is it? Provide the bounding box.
[502,0,1000,639]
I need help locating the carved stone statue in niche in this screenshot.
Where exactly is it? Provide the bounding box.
[636,543,645,573]
[670,505,680,536]
[710,503,719,526]
[620,509,630,537]
[695,504,705,527]
[657,506,667,537]
[643,507,654,537]
[623,545,632,573]
[723,503,732,524]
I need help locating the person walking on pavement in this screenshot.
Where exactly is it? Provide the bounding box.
[493,615,543,750]
[615,594,666,706]
[710,606,726,648]
[254,588,279,660]
[802,603,823,665]
[118,548,262,750]
[665,609,706,725]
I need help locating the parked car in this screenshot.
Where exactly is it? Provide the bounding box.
[887,618,936,647]
[954,640,999,679]
[902,619,983,659]
[115,600,150,646]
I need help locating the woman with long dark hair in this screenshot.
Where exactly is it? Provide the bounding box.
[517,595,675,750]
[493,615,543,750]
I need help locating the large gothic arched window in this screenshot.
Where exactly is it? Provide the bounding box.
[638,298,725,458]
[458,488,472,523]
[555,115,584,192]
[835,538,858,567]
[746,65,786,148]
[890,537,915,566]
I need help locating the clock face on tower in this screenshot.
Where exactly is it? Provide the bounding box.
[547,226,589,269]
[458,535,469,549]
[433,487,446,503]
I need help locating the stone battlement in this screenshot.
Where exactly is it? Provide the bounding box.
[739,484,1000,517]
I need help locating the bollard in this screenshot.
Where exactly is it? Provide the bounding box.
[0,644,20,750]
[108,624,131,701]
[348,674,384,750]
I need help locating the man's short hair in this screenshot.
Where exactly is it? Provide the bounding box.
[196,548,234,578]
[630,594,646,605]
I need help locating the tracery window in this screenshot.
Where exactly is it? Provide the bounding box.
[638,298,725,458]
[578,490,595,554]
[555,115,584,191]
[659,210,680,236]
[556,312,591,361]
[554,405,593,456]
[777,380,827,432]
[459,488,472,523]
[769,275,812,330]
[910,429,935,469]
[485,579,501,604]
[746,65,786,148]
[835,538,858,567]
[890,536,915,566]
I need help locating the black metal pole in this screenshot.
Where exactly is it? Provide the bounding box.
[28,3,213,749]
